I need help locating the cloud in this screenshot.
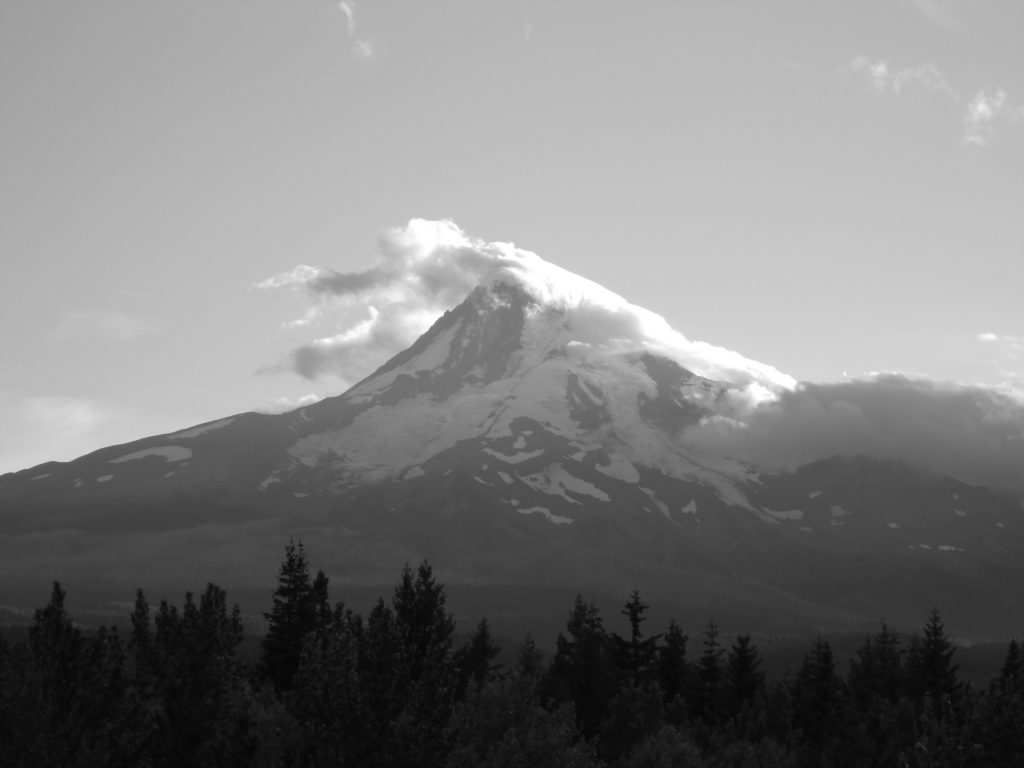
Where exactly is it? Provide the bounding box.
[849,56,957,98]
[338,0,355,35]
[976,333,1024,393]
[257,393,323,414]
[258,219,795,397]
[849,56,1022,146]
[682,374,1024,494]
[337,0,373,61]
[48,310,158,344]
[962,88,1008,146]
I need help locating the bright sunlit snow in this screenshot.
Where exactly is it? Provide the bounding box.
[110,446,193,463]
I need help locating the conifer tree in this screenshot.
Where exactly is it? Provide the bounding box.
[693,619,724,723]
[544,595,615,739]
[516,633,544,679]
[848,622,904,706]
[997,638,1023,697]
[616,589,660,684]
[387,561,458,768]
[352,597,400,765]
[261,539,324,692]
[392,560,455,685]
[292,610,361,766]
[905,607,960,708]
[656,619,690,720]
[455,617,502,699]
[792,635,842,759]
[724,633,764,719]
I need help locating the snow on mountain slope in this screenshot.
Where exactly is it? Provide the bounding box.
[2,237,1024,639]
[271,266,772,509]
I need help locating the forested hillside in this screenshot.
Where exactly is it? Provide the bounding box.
[2,541,1022,767]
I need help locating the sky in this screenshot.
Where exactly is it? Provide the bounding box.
[1,0,1023,476]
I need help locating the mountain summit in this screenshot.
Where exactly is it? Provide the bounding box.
[2,257,1023,638]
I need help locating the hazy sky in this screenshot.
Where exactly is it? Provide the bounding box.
[2,0,1022,474]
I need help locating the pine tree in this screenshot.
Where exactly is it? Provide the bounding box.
[543,595,615,739]
[515,633,544,679]
[724,633,764,719]
[996,638,1023,697]
[848,622,904,706]
[352,597,400,765]
[692,619,724,724]
[792,635,842,760]
[387,561,459,768]
[292,609,361,766]
[616,589,660,684]
[455,617,503,699]
[392,560,455,686]
[260,539,321,692]
[905,607,960,708]
[656,619,690,723]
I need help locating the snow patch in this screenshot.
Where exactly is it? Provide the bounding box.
[31,474,50,480]
[258,473,282,492]
[110,446,192,464]
[403,466,426,479]
[830,519,846,527]
[763,507,804,521]
[498,471,513,484]
[595,453,640,484]
[474,477,493,486]
[953,508,966,517]
[799,526,812,533]
[170,417,235,439]
[829,504,851,518]
[522,464,610,503]
[73,478,84,489]
[640,488,671,520]
[164,471,175,478]
[97,475,114,483]
[518,506,574,525]
[888,522,900,529]
[996,522,1006,529]
[681,500,698,515]
[483,447,546,464]
[752,508,780,525]
[293,492,309,498]
[937,544,964,552]
[919,543,932,550]
[809,490,822,499]
[513,435,527,450]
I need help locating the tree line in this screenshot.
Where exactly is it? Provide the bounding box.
[1,539,1023,767]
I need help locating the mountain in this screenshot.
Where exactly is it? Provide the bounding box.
[2,266,1023,640]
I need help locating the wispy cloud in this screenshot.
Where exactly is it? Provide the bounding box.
[257,219,795,399]
[977,332,1024,392]
[257,393,323,414]
[849,56,957,98]
[48,310,158,345]
[338,0,374,61]
[962,88,1008,146]
[849,56,1022,147]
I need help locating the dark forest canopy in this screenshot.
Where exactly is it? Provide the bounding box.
[2,542,1023,767]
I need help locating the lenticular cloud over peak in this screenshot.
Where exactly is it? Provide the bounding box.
[259,218,795,397]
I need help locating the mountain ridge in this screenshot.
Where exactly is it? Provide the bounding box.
[1,262,1022,639]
